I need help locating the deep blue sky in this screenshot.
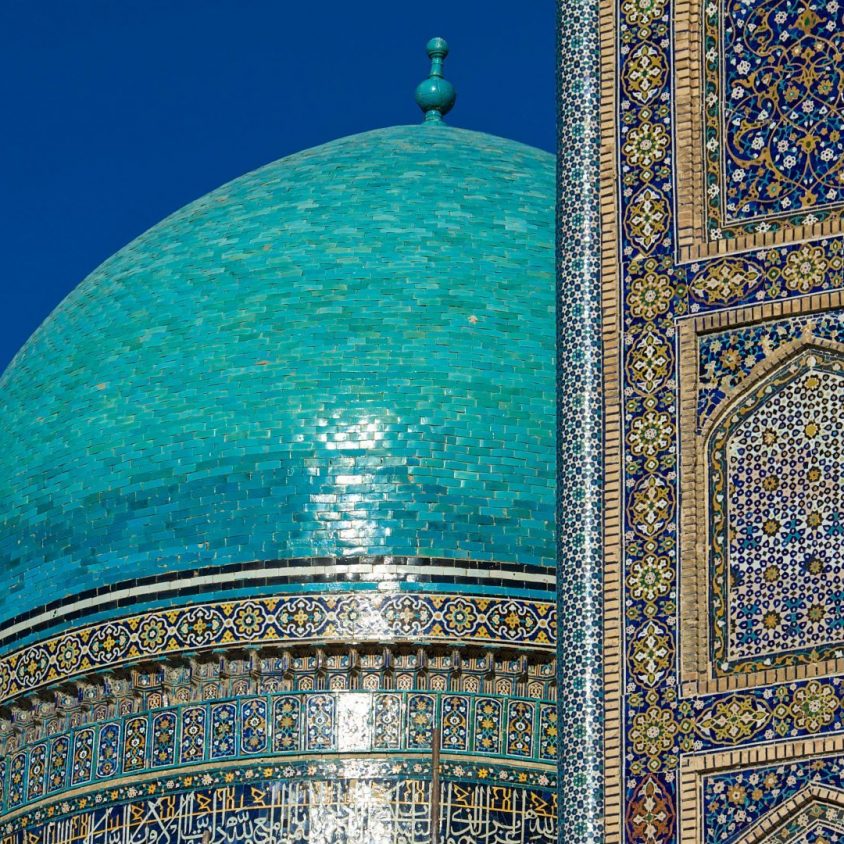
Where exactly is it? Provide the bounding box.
[0,1,553,372]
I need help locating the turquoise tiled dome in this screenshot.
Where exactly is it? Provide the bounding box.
[0,125,554,630]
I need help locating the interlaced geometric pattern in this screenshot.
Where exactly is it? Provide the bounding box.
[710,348,844,670]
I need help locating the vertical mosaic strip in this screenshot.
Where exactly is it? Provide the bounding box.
[8,752,25,809]
[507,701,535,758]
[539,704,558,762]
[71,728,94,786]
[122,717,148,773]
[557,0,604,837]
[46,737,69,794]
[407,694,436,749]
[26,744,45,803]
[95,723,121,780]
[372,693,402,750]
[179,707,206,764]
[305,694,336,752]
[441,695,470,752]
[474,698,503,756]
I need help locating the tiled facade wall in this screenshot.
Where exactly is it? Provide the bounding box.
[603,0,844,838]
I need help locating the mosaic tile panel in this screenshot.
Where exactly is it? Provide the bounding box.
[0,690,556,817]
[0,127,555,632]
[70,729,93,786]
[150,712,176,767]
[25,744,44,803]
[179,707,206,765]
[373,694,401,750]
[211,702,237,759]
[0,766,557,844]
[704,0,844,239]
[7,753,24,809]
[475,698,503,756]
[441,695,469,752]
[0,592,554,705]
[122,716,147,772]
[95,723,120,779]
[702,751,844,843]
[273,697,302,753]
[507,700,535,758]
[46,737,68,794]
[306,694,336,752]
[711,345,844,672]
[240,698,268,755]
[407,694,435,749]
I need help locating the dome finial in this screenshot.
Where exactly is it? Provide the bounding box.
[414,37,456,124]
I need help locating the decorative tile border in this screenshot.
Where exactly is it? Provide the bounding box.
[0,555,556,652]
[557,0,606,835]
[0,690,556,817]
[0,757,557,841]
[0,592,555,706]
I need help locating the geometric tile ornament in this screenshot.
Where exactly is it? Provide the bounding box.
[678,736,844,843]
[608,0,844,827]
[710,343,844,673]
[697,310,844,423]
[0,690,557,816]
[678,299,844,693]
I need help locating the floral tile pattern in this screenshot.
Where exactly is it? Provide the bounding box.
[704,0,844,241]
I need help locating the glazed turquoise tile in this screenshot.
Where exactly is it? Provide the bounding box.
[0,125,555,630]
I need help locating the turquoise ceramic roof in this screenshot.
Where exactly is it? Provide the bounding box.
[0,124,554,629]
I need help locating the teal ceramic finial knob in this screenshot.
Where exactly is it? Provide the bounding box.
[415,36,456,123]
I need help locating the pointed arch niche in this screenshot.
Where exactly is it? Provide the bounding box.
[678,290,844,695]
